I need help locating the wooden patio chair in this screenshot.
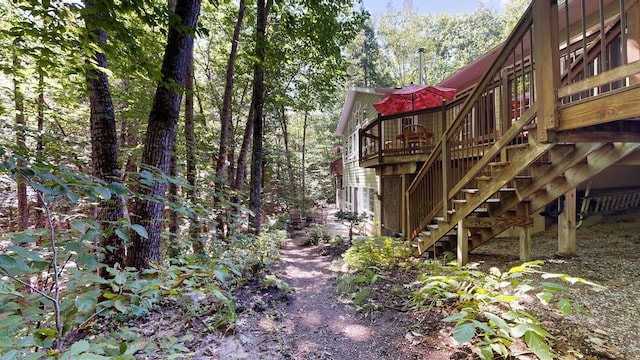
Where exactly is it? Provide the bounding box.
[402,124,433,149]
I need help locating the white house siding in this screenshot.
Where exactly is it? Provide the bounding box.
[336,88,391,236]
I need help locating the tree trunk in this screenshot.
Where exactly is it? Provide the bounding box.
[185,56,204,255]
[280,105,296,207]
[13,47,29,232]
[249,0,271,235]
[216,0,246,183]
[37,73,45,155]
[233,98,254,192]
[83,0,126,274]
[301,111,307,207]
[167,150,180,258]
[35,72,46,231]
[127,0,201,269]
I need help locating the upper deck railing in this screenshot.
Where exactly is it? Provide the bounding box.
[358,97,466,166]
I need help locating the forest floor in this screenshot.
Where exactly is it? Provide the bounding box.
[142,207,640,360]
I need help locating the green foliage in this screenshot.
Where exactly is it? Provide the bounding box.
[300,224,330,246]
[263,274,294,295]
[342,237,414,271]
[216,229,287,277]
[412,261,601,360]
[334,210,369,243]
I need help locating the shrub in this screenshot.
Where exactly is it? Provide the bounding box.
[342,237,414,271]
[412,261,601,360]
[300,224,330,246]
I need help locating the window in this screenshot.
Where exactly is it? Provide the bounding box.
[360,188,375,215]
[368,188,375,214]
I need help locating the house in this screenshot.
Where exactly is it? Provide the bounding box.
[334,87,396,235]
[350,0,640,265]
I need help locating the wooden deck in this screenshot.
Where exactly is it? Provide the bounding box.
[357,0,640,264]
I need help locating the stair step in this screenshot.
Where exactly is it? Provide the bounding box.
[461,188,479,194]
[489,161,509,167]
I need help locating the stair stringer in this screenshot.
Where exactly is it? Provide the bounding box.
[459,141,640,255]
[414,140,552,256]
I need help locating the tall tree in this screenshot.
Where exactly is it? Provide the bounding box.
[13,41,29,232]
[216,0,246,183]
[127,0,201,269]
[83,0,126,273]
[279,105,296,207]
[184,55,204,255]
[248,0,270,235]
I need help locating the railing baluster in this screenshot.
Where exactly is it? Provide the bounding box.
[620,0,627,64]
[565,0,571,83]
[582,0,588,80]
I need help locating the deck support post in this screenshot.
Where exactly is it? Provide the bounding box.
[558,188,577,256]
[457,219,468,267]
[517,202,532,261]
[401,174,407,240]
[627,1,640,69]
[532,0,560,142]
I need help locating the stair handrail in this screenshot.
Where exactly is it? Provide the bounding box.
[409,4,535,191]
[405,1,536,241]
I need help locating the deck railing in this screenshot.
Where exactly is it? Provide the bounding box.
[405,0,640,241]
[358,98,466,164]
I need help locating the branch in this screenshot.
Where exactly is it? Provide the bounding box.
[0,266,56,303]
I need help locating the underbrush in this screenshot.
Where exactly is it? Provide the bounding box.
[335,237,413,313]
[0,227,288,359]
[334,235,603,359]
[0,155,289,359]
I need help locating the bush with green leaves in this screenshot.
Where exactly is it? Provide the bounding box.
[335,266,385,313]
[412,261,601,360]
[216,229,287,277]
[342,236,414,271]
[334,210,369,244]
[300,224,330,246]
[0,155,245,358]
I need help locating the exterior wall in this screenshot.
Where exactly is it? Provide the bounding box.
[338,92,384,236]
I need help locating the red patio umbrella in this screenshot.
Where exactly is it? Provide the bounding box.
[373,84,457,116]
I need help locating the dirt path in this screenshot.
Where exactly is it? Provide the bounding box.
[259,211,459,360]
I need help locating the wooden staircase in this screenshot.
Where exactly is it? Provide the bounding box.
[414,135,639,259]
[405,0,640,263]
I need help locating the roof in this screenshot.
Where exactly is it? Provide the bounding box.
[335,87,395,136]
[438,44,503,93]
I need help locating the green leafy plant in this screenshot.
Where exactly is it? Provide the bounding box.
[0,156,243,358]
[412,261,601,360]
[342,237,414,271]
[263,274,294,294]
[334,210,369,244]
[301,224,330,246]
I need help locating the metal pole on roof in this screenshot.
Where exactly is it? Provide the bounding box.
[418,48,425,84]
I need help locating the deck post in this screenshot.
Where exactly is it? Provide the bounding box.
[627,0,640,84]
[457,219,468,267]
[517,202,532,261]
[532,0,560,142]
[377,115,383,163]
[442,105,451,222]
[558,188,577,256]
[401,174,407,240]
